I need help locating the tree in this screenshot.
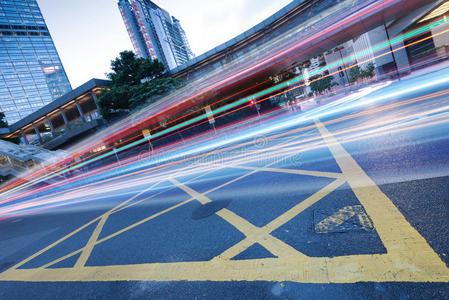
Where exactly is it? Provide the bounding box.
[0,112,7,128]
[309,74,335,94]
[97,50,181,120]
[349,63,376,83]
[128,77,184,109]
[0,112,19,144]
[349,65,362,83]
[107,51,165,85]
[97,85,132,120]
[361,63,375,79]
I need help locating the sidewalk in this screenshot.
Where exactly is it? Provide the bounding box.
[296,60,449,113]
[400,60,449,81]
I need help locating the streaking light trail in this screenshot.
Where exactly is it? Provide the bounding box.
[2,1,449,216]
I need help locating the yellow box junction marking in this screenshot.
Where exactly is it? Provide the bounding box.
[0,121,448,283]
[169,178,307,260]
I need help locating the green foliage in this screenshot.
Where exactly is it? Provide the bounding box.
[98,85,132,120]
[6,137,20,144]
[98,50,183,121]
[0,175,9,184]
[269,95,284,107]
[349,63,375,83]
[361,63,375,79]
[107,50,165,85]
[349,66,362,83]
[0,112,7,128]
[309,74,335,94]
[129,78,184,109]
[138,58,166,82]
[0,112,20,144]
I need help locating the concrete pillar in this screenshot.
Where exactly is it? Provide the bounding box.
[75,100,86,122]
[32,123,42,144]
[20,129,29,145]
[45,116,55,137]
[5,155,14,172]
[91,91,101,112]
[386,26,411,75]
[59,108,70,129]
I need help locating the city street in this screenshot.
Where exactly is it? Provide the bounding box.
[0,65,448,299]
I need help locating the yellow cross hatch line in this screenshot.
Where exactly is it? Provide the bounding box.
[74,212,111,268]
[169,178,307,260]
[0,121,448,283]
[20,151,300,271]
[230,165,345,179]
[213,178,346,261]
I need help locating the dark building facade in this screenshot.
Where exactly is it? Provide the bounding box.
[0,0,72,125]
[118,0,194,70]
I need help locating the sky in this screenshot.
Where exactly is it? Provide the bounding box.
[38,0,292,88]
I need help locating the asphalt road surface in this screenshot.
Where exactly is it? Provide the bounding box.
[0,67,449,299]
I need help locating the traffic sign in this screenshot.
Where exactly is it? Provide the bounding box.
[142,129,152,140]
[72,152,81,162]
[205,105,215,124]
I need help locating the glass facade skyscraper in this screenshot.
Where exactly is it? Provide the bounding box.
[0,0,71,125]
[118,0,194,70]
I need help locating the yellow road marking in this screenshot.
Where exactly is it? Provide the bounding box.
[214,178,346,260]
[113,188,174,213]
[170,178,306,259]
[10,181,161,271]
[27,151,303,270]
[41,198,193,269]
[230,165,344,179]
[212,238,255,261]
[315,119,449,281]
[37,166,263,269]
[111,168,211,214]
[216,210,304,259]
[168,178,210,205]
[9,217,101,270]
[2,121,448,283]
[264,178,346,232]
[96,198,192,244]
[40,249,82,270]
[74,212,111,268]
[0,253,446,283]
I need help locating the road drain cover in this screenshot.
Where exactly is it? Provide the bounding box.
[314,205,374,233]
[192,199,232,220]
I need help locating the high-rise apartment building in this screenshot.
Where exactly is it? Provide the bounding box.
[118,0,194,70]
[0,0,71,124]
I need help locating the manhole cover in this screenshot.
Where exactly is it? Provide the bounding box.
[192,199,232,220]
[314,205,374,233]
